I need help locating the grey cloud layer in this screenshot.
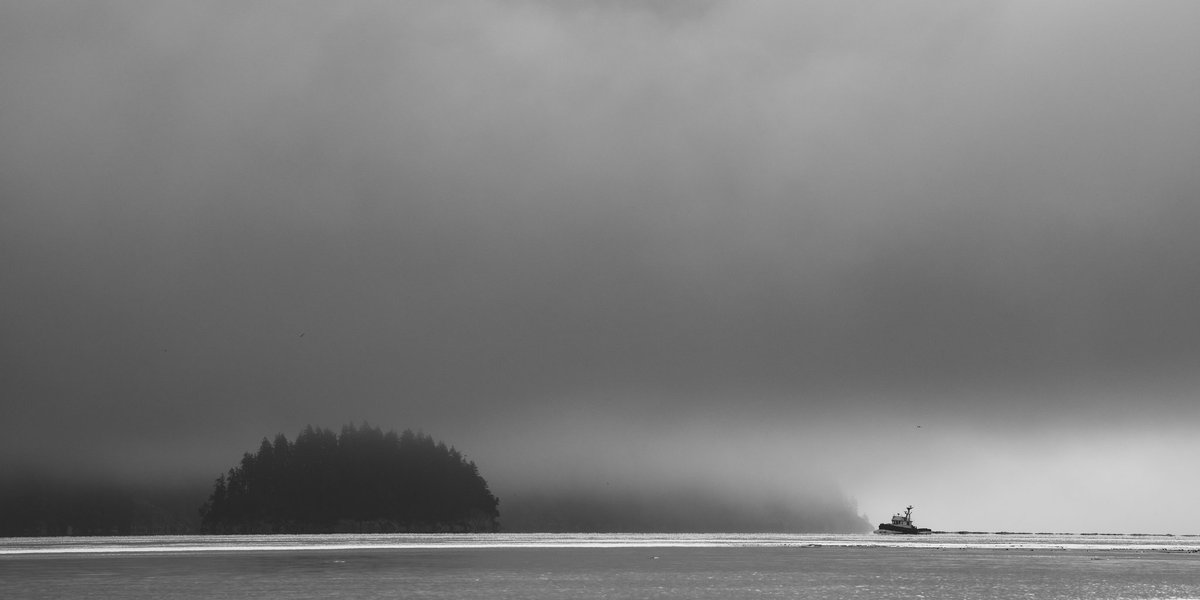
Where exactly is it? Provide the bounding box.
[3,1,1199,516]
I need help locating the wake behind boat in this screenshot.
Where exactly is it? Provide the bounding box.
[875,505,933,534]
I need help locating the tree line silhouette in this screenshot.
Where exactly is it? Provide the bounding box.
[0,475,203,536]
[199,424,500,533]
[2,423,876,536]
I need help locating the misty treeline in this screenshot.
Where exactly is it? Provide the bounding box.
[0,473,204,537]
[1,423,873,536]
[501,488,872,534]
[199,424,499,533]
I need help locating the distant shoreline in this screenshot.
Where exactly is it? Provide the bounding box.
[4,532,1200,557]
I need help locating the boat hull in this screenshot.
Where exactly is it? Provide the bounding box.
[875,524,933,534]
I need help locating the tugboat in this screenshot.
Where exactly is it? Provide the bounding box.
[875,505,932,534]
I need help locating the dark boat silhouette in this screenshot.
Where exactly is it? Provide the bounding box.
[875,505,933,534]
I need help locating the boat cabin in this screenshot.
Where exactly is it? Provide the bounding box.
[891,505,915,526]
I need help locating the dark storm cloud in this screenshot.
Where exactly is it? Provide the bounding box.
[3,1,1199,531]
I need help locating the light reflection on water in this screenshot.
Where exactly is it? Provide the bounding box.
[4,532,1200,554]
[2,534,1199,599]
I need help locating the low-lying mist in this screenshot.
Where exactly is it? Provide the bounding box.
[500,483,869,533]
[0,410,878,535]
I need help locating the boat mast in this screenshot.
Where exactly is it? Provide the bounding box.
[904,505,914,525]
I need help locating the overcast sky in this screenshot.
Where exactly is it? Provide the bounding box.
[3,0,1199,534]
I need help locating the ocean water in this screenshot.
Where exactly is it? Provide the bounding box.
[3,533,1199,599]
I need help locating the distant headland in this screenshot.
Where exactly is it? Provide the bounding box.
[0,423,872,536]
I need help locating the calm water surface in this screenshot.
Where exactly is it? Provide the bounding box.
[3,534,1199,599]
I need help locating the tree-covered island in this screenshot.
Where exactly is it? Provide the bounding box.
[199,424,499,533]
